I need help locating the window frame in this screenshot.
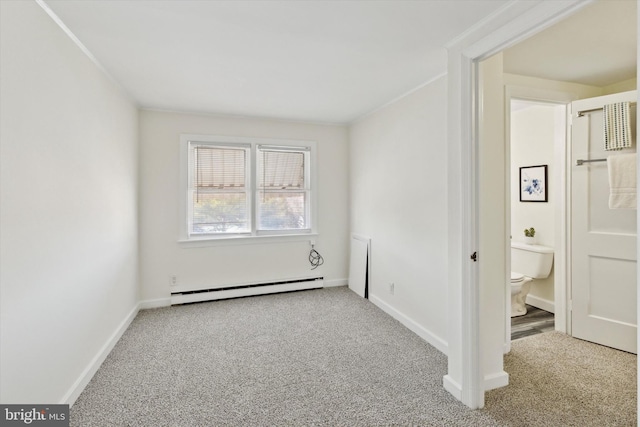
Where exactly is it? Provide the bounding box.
[256,145,311,235]
[188,142,252,236]
[179,134,317,244]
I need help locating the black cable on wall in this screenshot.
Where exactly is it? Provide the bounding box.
[309,245,324,270]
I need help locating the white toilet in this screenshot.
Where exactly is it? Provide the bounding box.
[510,242,554,317]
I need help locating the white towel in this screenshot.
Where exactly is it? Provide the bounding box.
[603,102,633,151]
[608,153,637,209]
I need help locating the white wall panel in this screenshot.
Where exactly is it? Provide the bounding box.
[349,75,449,349]
[0,1,139,403]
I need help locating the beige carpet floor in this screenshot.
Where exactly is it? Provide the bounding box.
[485,331,637,426]
[71,287,637,426]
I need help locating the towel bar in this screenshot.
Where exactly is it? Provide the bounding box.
[576,158,607,166]
[577,102,636,117]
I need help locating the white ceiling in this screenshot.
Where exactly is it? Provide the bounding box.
[42,0,636,124]
[42,0,510,123]
[503,0,637,87]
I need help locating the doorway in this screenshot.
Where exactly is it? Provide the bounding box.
[508,98,566,343]
[445,0,638,409]
[500,0,637,351]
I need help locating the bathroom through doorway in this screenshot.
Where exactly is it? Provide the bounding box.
[507,97,567,345]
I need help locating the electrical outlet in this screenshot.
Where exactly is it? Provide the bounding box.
[389,282,395,295]
[170,275,177,287]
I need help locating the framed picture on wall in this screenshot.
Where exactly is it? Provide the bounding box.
[520,165,547,202]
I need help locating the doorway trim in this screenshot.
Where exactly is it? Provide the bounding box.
[444,0,593,409]
[504,87,573,353]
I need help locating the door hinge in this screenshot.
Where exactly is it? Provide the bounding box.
[470,251,478,262]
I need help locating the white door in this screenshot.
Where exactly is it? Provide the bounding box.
[571,90,637,354]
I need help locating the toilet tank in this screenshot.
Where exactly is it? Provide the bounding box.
[511,242,554,279]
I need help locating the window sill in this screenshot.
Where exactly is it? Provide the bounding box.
[178,232,318,248]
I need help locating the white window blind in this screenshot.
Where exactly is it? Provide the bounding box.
[257,146,310,231]
[194,146,246,191]
[189,144,250,234]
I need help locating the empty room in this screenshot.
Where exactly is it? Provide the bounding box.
[1,0,637,425]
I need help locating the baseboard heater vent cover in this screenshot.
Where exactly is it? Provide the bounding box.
[170,277,324,305]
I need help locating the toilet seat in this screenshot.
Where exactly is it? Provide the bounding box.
[511,272,525,284]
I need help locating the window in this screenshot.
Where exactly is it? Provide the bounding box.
[190,144,250,234]
[181,135,316,240]
[257,146,310,231]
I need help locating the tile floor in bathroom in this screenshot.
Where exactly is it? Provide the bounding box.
[511,304,554,341]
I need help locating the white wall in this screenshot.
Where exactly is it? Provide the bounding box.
[138,110,349,302]
[503,73,606,99]
[348,75,449,353]
[0,1,139,404]
[511,103,559,304]
[602,78,637,95]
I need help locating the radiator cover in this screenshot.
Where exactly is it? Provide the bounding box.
[170,277,324,305]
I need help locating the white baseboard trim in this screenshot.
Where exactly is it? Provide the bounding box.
[484,370,509,391]
[62,302,139,406]
[444,372,507,401]
[369,294,448,355]
[323,278,347,287]
[443,375,462,401]
[139,298,172,309]
[525,294,555,313]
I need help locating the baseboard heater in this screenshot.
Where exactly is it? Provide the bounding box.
[170,277,324,305]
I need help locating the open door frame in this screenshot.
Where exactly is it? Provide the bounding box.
[504,87,575,352]
[444,0,594,409]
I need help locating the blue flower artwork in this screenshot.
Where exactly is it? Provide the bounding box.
[523,176,543,195]
[520,165,547,202]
